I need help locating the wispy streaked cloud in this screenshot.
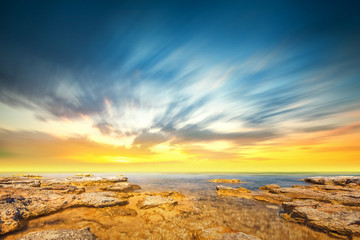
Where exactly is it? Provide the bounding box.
[0,0,359,171]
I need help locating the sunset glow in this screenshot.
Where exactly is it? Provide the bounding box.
[0,1,359,172]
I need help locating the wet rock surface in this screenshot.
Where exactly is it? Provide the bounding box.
[0,175,195,239]
[216,176,360,239]
[99,182,135,192]
[137,195,177,210]
[0,176,132,235]
[208,179,244,183]
[18,227,99,240]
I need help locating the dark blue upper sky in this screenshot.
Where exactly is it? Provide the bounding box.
[0,0,359,145]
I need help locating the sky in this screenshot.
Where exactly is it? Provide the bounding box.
[0,0,359,172]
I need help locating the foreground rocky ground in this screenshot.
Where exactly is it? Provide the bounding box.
[0,175,263,240]
[216,176,360,239]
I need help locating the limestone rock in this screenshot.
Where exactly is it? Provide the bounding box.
[282,200,360,239]
[18,227,99,240]
[303,176,360,187]
[43,176,128,186]
[78,192,128,208]
[99,182,134,192]
[40,185,85,194]
[209,179,244,183]
[0,177,129,235]
[216,185,251,197]
[137,195,177,210]
[258,184,281,190]
[74,173,94,177]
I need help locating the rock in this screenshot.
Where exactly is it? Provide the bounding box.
[99,182,134,192]
[216,185,251,197]
[258,184,281,190]
[96,206,137,217]
[78,192,128,208]
[215,176,360,238]
[18,227,99,240]
[15,174,42,179]
[131,184,141,190]
[42,176,128,186]
[195,227,261,240]
[282,200,360,239]
[74,173,94,177]
[208,179,244,183]
[0,185,128,234]
[137,195,177,210]
[159,191,185,199]
[303,176,360,187]
[40,185,85,194]
[0,177,41,188]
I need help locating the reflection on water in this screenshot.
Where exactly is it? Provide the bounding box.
[2,173,351,240]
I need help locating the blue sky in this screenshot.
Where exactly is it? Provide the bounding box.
[0,0,359,171]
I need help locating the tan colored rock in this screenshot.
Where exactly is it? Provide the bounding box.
[0,178,129,235]
[137,195,177,210]
[258,184,281,190]
[18,227,99,240]
[215,176,360,238]
[216,185,251,197]
[74,173,94,177]
[209,179,244,183]
[303,176,360,187]
[42,176,128,187]
[195,227,261,240]
[99,182,134,192]
[282,200,360,239]
[40,185,85,194]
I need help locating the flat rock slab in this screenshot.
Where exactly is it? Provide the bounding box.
[79,192,128,207]
[216,176,360,238]
[43,176,128,186]
[282,200,360,239]
[195,227,261,240]
[216,185,252,197]
[303,176,360,187]
[18,227,99,240]
[99,182,134,192]
[0,176,130,235]
[208,179,244,183]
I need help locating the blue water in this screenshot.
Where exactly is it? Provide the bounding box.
[2,172,359,195]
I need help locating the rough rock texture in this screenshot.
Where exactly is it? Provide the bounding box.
[0,176,130,235]
[18,227,99,240]
[137,195,177,210]
[258,184,281,190]
[99,182,136,192]
[0,177,41,188]
[216,185,252,196]
[42,176,128,186]
[282,200,360,239]
[209,179,243,183]
[195,227,261,240]
[39,185,85,194]
[303,176,360,187]
[216,176,360,239]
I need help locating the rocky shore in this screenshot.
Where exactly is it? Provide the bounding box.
[1,175,359,239]
[216,176,360,239]
[0,174,262,240]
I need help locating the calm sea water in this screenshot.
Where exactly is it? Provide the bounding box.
[3,172,359,194]
[2,172,360,240]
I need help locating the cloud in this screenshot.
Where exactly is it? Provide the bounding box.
[0,0,359,155]
[93,123,113,135]
[132,131,167,148]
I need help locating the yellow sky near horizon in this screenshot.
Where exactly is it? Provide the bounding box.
[1,112,359,173]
